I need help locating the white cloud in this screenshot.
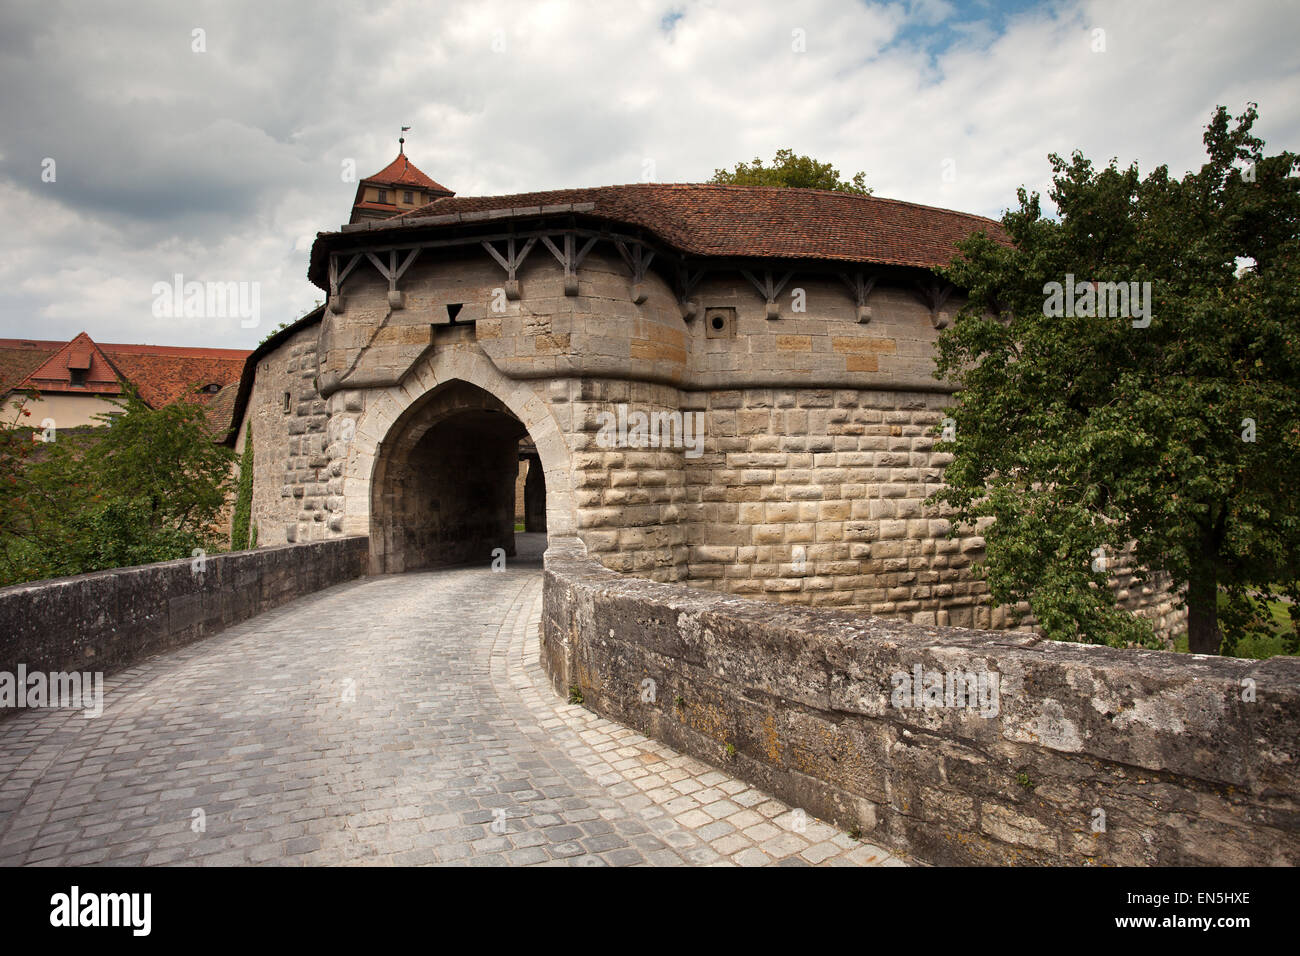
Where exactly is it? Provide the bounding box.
[0,0,1295,348]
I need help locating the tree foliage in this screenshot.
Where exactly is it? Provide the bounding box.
[933,104,1300,654]
[710,148,871,195]
[0,388,235,586]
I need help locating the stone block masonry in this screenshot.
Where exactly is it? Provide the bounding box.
[541,537,1299,866]
[239,323,337,549]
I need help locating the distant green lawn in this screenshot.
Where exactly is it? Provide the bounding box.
[1171,590,1297,659]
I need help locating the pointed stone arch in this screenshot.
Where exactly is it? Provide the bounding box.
[334,346,574,572]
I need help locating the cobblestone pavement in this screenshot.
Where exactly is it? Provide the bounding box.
[0,536,907,866]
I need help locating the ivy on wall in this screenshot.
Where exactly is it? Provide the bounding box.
[231,426,255,551]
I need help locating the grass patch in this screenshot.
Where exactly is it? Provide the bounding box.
[1182,590,1300,659]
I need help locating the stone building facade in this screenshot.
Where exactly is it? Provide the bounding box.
[229,181,1185,640]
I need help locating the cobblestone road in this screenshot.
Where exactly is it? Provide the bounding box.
[0,536,906,867]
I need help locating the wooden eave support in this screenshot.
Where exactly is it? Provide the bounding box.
[677,266,705,321]
[364,248,422,309]
[838,272,878,324]
[913,280,955,329]
[482,236,538,299]
[740,268,793,319]
[541,233,598,295]
[615,240,656,304]
[327,253,363,313]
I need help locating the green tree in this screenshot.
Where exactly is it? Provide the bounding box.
[0,390,48,582]
[710,148,871,194]
[933,104,1300,655]
[0,387,235,585]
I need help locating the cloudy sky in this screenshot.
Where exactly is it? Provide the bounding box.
[1,0,1296,350]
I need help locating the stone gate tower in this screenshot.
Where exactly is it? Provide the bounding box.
[229,156,1185,640]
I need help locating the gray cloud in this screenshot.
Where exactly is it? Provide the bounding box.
[0,0,1296,350]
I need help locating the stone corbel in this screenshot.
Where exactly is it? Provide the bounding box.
[839,272,878,324]
[540,233,597,296]
[677,266,704,322]
[913,280,955,329]
[328,253,363,313]
[482,236,538,300]
[740,268,793,319]
[615,241,656,304]
[365,248,421,309]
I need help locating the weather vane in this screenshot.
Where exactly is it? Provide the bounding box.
[399,126,411,153]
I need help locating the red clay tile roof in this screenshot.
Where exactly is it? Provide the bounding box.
[0,334,250,413]
[103,344,249,410]
[363,153,454,194]
[387,183,1009,269]
[0,339,61,397]
[14,333,125,397]
[204,381,241,437]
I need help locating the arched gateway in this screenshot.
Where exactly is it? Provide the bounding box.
[226,169,1185,641]
[354,352,575,573]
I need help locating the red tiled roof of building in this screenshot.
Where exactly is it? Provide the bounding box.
[13,333,124,398]
[0,339,61,398]
[382,183,1009,270]
[363,153,454,194]
[104,346,249,410]
[0,334,250,413]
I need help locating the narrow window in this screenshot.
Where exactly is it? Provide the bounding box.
[377,189,388,204]
[283,392,291,413]
[403,190,413,204]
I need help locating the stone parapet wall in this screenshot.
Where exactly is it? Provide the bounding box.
[541,537,1297,866]
[0,537,369,683]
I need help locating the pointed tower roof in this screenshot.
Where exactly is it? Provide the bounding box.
[350,140,454,223]
[364,153,453,193]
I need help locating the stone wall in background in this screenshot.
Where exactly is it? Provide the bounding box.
[0,537,369,684]
[541,537,1298,866]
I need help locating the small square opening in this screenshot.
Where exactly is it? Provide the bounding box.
[704,307,736,339]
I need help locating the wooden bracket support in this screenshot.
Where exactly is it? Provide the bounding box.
[541,233,598,296]
[740,268,793,319]
[913,280,955,329]
[677,267,704,321]
[364,248,421,308]
[615,241,656,304]
[328,253,362,313]
[838,272,878,323]
[482,236,538,300]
